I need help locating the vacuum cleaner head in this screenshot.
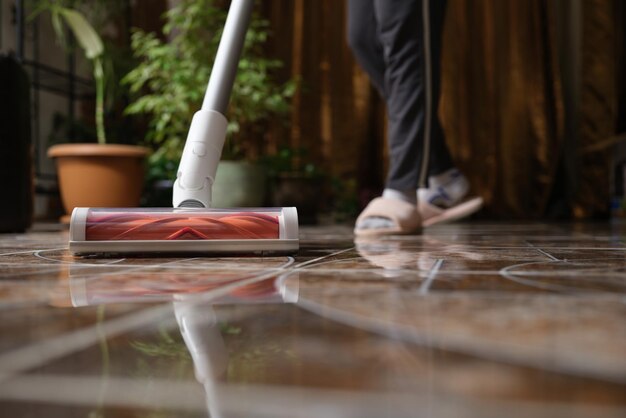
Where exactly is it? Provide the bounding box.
[69,207,298,255]
[68,1,300,258]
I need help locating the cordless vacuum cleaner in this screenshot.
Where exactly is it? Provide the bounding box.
[68,0,299,255]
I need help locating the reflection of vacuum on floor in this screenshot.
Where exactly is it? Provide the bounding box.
[67,270,298,417]
[173,299,227,418]
[174,281,295,418]
[68,267,299,307]
[67,0,298,256]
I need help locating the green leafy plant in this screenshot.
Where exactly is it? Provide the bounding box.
[30,0,135,145]
[31,1,107,143]
[260,145,322,179]
[330,176,359,222]
[123,0,296,180]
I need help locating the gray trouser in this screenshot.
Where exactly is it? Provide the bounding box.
[347,0,453,189]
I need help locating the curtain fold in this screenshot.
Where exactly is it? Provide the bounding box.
[573,0,619,218]
[439,0,565,218]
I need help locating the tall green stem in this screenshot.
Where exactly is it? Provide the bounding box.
[94,57,106,144]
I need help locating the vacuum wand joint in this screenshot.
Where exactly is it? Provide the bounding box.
[173,110,228,208]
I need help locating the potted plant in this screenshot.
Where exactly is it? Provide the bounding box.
[33,1,149,221]
[123,0,296,208]
[261,146,324,224]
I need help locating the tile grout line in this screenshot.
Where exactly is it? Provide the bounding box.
[419,259,444,295]
[535,247,560,261]
[524,240,560,261]
[292,247,355,270]
[0,247,67,257]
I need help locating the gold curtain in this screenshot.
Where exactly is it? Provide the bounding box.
[261,0,621,219]
[574,0,620,218]
[440,0,566,218]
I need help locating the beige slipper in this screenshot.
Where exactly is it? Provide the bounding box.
[354,197,422,237]
[419,196,483,227]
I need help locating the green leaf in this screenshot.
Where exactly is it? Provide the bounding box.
[59,8,104,59]
[50,11,67,49]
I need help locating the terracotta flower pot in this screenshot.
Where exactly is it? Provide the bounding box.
[48,144,149,221]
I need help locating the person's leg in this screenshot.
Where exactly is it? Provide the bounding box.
[349,0,419,232]
[347,0,386,97]
[355,0,429,234]
[418,0,471,209]
[352,0,481,235]
[418,0,469,207]
[424,0,454,178]
[374,0,434,194]
[413,0,483,225]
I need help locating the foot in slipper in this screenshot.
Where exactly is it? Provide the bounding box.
[417,169,483,227]
[354,193,422,237]
[418,195,483,227]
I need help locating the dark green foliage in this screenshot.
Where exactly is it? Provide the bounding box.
[123,0,296,180]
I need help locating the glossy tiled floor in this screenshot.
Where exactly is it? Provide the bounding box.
[0,222,624,417]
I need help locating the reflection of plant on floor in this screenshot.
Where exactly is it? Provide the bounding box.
[123,0,296,182]
[220,323,242,335]
[130,322,241,377]
[129,318,298,385]
[131,327,193,380]
[129,327,197,418]
[218,314,298,382]
[225,334,297,383]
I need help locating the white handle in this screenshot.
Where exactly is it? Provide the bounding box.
[174,0,254,208]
